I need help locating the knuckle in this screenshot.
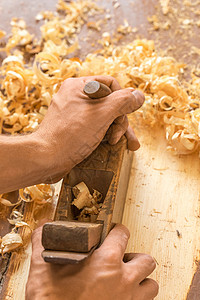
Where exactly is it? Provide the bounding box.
[114,89,145,114]
[111,92,132,115]
[152,280,159,294]
[120,231,130,244]
[142,254,156,269]
[93,247,119,264]
[104,75,117,82]
[122,272,134,287]
[105,249,120,262]
[148,279,159,296]
[62,78,75,86]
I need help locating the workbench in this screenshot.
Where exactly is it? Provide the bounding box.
[1,1,200,299]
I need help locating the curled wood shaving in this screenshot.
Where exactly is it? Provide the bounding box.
[0,184,54,255]
[19,184,55,204]
[72,182,92,209]
[0,197,21,207]
[72,182,102,222]
[0,231,23,256]
[8,210,23,225]
[2,18,33,54]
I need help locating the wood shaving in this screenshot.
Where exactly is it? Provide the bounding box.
[0,30,6,39]
[72,182,102,222]
[160,0,171,15]
[0,231,23,256]
[0,184,54,255]
[117,19,134,35]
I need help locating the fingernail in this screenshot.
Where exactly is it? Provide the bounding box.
[114,224,130,238]
[132,90,145,106]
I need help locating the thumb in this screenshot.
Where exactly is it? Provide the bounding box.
[31,219,50,261]
[105,89,145,118]
[98,224,130,261]
[31,226,44,261]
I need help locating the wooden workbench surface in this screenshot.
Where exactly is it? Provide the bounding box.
[1,1,200,299]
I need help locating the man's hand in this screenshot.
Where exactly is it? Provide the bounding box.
[35,75,144,184]
[0,75,144,193]
[26,224,158,300]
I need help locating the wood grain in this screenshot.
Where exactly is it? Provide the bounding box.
[123,119,200,300]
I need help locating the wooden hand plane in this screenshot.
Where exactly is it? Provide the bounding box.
[42,81,133,264]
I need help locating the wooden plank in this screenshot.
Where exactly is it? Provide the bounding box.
[123,119,200,300]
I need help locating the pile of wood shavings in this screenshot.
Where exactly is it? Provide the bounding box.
[0,185,55,255]
[72,182,102,222]
[1,34,199,155]
[1,0,200,254]
[0,0,199,154]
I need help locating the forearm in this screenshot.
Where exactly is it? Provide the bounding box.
[0,133,50,193]
[1,76,145,194]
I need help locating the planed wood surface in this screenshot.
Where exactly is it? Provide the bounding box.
[123,118,200,300]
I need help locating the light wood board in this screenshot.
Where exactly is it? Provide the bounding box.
[2,123,200,300]
[7,122,200,300]
[123,120,200,300]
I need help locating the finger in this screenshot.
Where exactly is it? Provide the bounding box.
[125,125,140,151]
[105,89,145,118]
[37,218,51,228]
[83,75,121,92]
[126,253,156,282]
[140,278,159,299]
[107,116,129,145]
[31,225,44,261]
[97,224,130,262]
[114,115,126,124]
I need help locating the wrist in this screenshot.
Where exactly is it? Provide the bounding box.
[30,131,56,182]
[16,133,53,187]
[0,133,53,193]
[32,126,75,182]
